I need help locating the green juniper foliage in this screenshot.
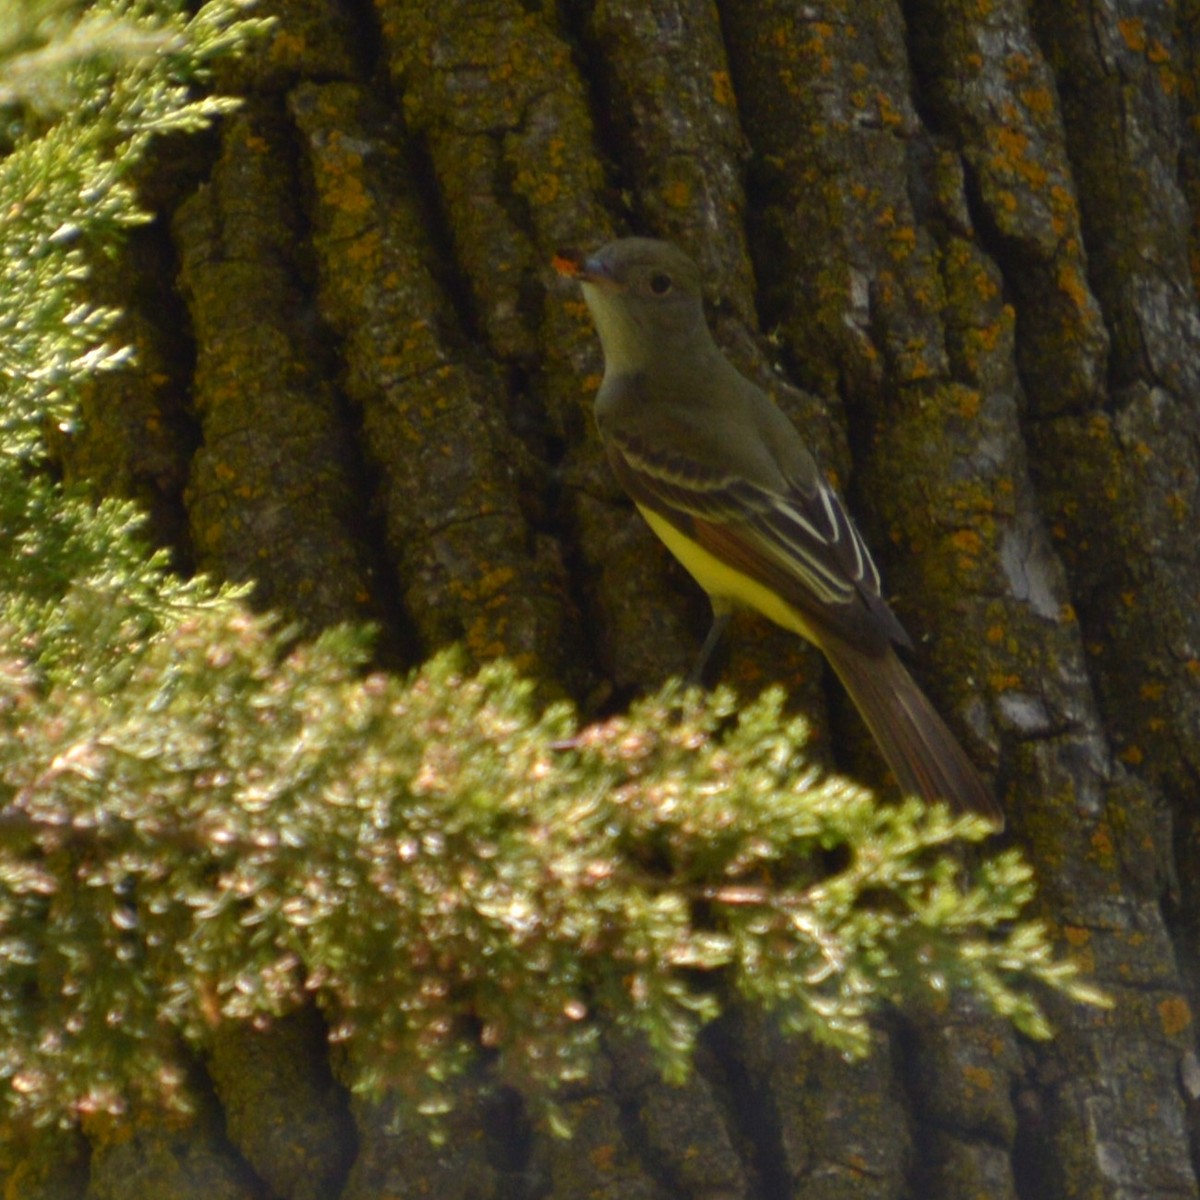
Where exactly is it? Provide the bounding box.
[0,0,1103,1136]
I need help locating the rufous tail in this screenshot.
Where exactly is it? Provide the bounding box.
[820,637,1003,829]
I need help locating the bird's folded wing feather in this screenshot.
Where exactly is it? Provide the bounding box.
[606,428,910,652]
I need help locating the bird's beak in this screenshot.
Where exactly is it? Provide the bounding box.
[552,248,619,290]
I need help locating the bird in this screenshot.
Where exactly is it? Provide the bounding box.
[554,236,1002,828]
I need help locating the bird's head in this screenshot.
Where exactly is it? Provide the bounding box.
[554,238,706,374]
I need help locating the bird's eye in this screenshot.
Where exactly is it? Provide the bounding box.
[648,272,673,295]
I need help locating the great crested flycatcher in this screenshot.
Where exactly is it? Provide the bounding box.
[555,237,1002,827]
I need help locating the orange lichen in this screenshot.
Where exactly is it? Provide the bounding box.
[969,320,1006,355]
[1056,260,1091,310]
[662,178,692,209]
[1117,17,1147,53]
[589,1143,617,1171]
[711,70,736,107]
[270,31,308,62]
[517,166,561,207]
[346,229,381,264]
[480,565,517,593]
[963,1065,997,1093]
[1159,996,1192,1036]
[1019,84,1056,119]
[1148,39,1171,65]
[950,529,983,554]
[877,92,904,129]
[995,124,1028,160]
[1091,823,1116,859]
[889,225,918,258]
[1005,51,1032,79]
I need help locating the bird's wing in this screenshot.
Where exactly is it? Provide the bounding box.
[606,427,911,652]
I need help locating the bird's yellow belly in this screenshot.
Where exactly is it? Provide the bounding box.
[638,506,820,646]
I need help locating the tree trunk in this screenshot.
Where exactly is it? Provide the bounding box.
[37,0,1200,1196]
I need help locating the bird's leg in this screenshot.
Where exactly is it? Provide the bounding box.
[687,609,731,688]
